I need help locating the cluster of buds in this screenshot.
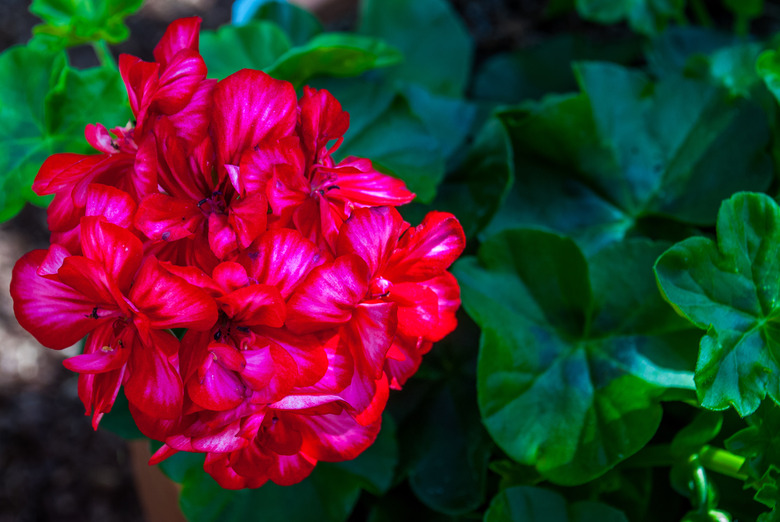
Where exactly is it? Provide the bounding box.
[10,18,465,488]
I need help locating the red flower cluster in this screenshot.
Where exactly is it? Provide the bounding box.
[10,18,465,488]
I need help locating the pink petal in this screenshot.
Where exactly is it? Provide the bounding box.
[299,409,381,461]
[218,284,286,327]
[254,327,329,388]
[63,322,130,374]
[85,123,116,153]
[326,156,415,207]
[165,79,217,147]
[229,191,268,249]
[78,365,126,429]
[385,334,428,390]
[211,69,297,167]
[298,86,349,168]
[336,206,406,277]
[212,261,250,293]
[204,453,268,489]
[119,54,159,121]
[420,271,461,342]
[150,49,208,115]
[79,216,143,293]
[153,17,202,68]
[56,256,123,308]
[286,254,370,334]
[342,301,397,379]
[235,136,303,196]
[385,211,466,282]
[188,343,247,411]
[208,212,239,259]
[389,282,438,338]
[129,256,218,331]
[135,193,201,242]
[124,331,183,420]
[243,228,325,298]
[85,184,137,229]
[242,342,296,402]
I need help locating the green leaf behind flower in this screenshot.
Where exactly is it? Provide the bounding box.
[29,0,143,46]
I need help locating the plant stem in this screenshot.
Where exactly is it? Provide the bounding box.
[92,40,116,68]
[698,446,748,481]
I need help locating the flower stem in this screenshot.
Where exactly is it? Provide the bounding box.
[92,40,116,69]
[698,446,748,481]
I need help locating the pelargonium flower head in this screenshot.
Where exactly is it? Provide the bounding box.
[12,15,467,490]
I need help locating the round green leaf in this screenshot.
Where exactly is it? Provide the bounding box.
[199,21,292,80]
[655,192,780,416]
[455,229,695,484]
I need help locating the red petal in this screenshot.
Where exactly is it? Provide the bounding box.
[389,282,438,338]
[212,261,250,293]
[124,330,183,419]
[218,284,286,327]
[254,327,329,388]
[150,49,207,115]
[229,191,268,249]
[242,342,296,402]
[420,271,461,341]
[187,343,246,411]
[286,254,370,334]
[211,69,297,166]
[326,156,415,207]
[63,322,130,374]
[342,301,397,379]
[80,216,143,293]
[385,211,466,282]
[11,251,113,350]
[119,54,159,121]
[135,193,201,242]
[78,366,126,429]
[298,87,349,167]
[204,453,268,489]
[208,212,239,259]
[153,17,202,68]
[129,256,218,331]
[336,206,406,277]
[299,409,380,462]
[85,184,137,229]
[243,228,325,298]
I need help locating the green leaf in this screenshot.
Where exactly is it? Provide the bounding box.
[0,45,129,221]
[359,0,472,96]
[646,27,737,78]
[432,116,514,240]
[401,380,492,515]
[726,403,780,500]
[30,0,143,46]
[487,62,772,252]
[177,415,397,522]
[199,21,292,80]
[655,193,780,417]
[454,230,696,484]
[473,33,641,104]
[232,0,323,46]
[756,48,780,107]
[265,32,403,88]
[484,486,629,522]
[575,0,685,35]
[671,411,723,458]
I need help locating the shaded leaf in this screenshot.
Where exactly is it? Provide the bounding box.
[454,230,696,484]
[265,32,402,88]
[433,116,513,240]
[199,21,292,80]
[359,0,472,96]
[0,45,129,221]
[575,0,685,36]
[487,62,772,253]
[232,0,322,45]
[485,486,628,522]
[655,193,780,417]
